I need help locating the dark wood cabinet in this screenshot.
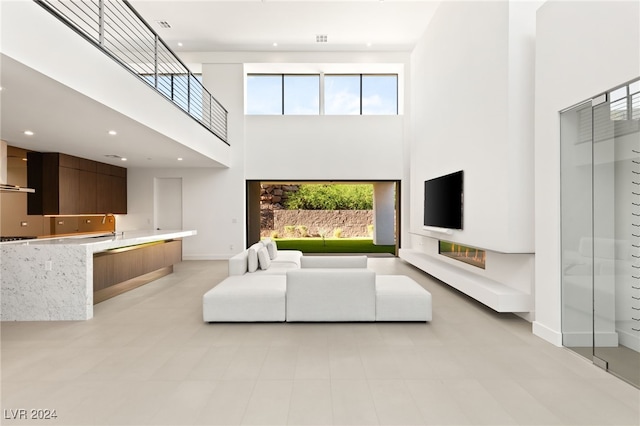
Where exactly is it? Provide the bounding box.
[28,152,127,215]
[96,163,127,214]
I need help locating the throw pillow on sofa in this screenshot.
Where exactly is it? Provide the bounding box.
[257,246,272,270]
[247,242,263,273]
[266,241,278,260]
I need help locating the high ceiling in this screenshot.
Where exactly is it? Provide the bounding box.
[1,1,441,169]
[130,0,441,52]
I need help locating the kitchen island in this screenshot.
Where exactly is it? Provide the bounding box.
[0,229,196,321]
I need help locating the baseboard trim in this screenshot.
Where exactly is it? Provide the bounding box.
[532,321,563,346]
[183,254,233,261]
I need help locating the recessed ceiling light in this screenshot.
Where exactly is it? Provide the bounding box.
[23,130,34,136]
[177,157,183,161]
[177,42,183,47]
[366,42,372,47]
[108,130,117,136]
[272,42,278,47]
[121,158,127,161]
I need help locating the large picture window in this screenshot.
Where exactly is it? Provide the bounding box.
[246,73,398,115]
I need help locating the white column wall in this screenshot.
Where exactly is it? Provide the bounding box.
[409,0,535,254]
[406,0,537,318]
[373,182,396,245]
[534,0,640,345]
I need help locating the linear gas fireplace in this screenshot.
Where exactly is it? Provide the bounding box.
[439,240,486,269]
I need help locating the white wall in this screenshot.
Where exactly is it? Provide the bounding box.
[534,0,640,345]
[409,0,536,254]
[245,115,403,180]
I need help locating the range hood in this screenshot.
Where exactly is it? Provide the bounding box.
[0,142,36,193]
[0,183,35,193]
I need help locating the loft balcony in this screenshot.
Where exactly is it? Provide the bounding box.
[0,0,230,168]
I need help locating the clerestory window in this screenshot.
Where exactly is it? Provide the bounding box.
[246,73,398,115]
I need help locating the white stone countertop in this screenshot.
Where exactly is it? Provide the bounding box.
[0,229,197,321]
[1,229,197,253]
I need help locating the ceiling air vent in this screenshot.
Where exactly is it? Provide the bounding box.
[316,34,328,43]
[156,20,171,29]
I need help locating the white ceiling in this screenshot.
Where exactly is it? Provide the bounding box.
[1,1,440,169]
[130,0,441,52]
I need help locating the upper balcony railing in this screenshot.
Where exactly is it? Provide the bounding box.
[35,0,228,145]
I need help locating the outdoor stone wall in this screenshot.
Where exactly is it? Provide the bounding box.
[263,210,373,238]
[259,184,373,238]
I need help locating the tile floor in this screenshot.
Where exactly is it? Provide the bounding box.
[1,258,639,425]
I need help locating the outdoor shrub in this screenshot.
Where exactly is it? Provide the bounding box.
[270,230,279,239]
[367,224,374,236]
[296,225,309,237]
[333,228,343,238]
[284,225,296,237]
[285,184,373,210]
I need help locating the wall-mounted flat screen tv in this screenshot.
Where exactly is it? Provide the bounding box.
[423,170,463,230]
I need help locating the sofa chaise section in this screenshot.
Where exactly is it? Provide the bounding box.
[203,274,286,322]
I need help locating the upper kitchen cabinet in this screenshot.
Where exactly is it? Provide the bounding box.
[96,163,127,214]
[28,153,127,215]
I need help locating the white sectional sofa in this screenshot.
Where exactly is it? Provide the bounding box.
[300,255,368,268]
[286,268,377,321]
[203,243,432,323]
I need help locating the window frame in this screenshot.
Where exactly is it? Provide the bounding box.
[245,73,399,116]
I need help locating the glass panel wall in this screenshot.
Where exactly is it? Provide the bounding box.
[561,79,640,388]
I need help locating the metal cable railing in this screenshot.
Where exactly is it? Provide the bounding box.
[35,0,228,145]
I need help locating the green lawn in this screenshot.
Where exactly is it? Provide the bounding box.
[273,238,396,255]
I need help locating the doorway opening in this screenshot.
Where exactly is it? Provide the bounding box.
[246,180,400,256]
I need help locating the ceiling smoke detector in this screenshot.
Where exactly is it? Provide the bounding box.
[316,34,328,43]
[156,20,171,29]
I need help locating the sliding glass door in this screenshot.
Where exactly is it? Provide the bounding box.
[560,79,640,388]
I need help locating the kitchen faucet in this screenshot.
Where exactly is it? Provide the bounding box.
[101,213,116,235]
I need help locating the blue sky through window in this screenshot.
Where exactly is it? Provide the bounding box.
[325,75,360,115]
[362,75,397,115]
[284,75,319,115]
[247,75,282,114]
